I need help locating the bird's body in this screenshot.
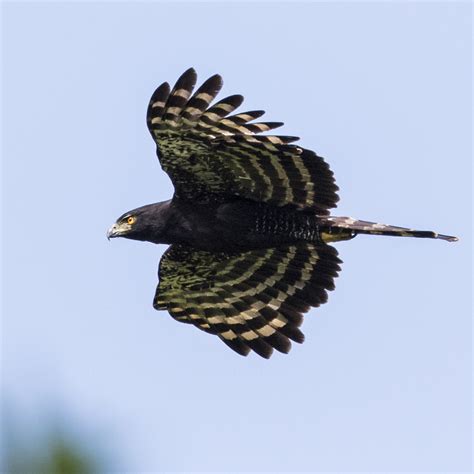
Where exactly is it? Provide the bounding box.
[113,197,455,251]
[108,68,457,358]
[118,199,326,251]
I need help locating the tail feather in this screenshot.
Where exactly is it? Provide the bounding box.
[321,217,458,243]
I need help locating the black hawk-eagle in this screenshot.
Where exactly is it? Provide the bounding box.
[107,68,457,358]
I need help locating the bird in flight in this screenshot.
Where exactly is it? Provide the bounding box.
[107,68,457,359]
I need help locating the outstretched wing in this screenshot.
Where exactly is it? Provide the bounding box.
[147,68,339,215]
[154,243,342,358]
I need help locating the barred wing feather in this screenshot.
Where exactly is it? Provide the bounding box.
[147,68,339,214]
[154,243,342,358]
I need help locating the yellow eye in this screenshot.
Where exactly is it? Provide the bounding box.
[126,216,136,225]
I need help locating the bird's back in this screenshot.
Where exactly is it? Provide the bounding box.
[166,198,325,252]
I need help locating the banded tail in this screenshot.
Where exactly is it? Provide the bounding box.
[320,217,458,243]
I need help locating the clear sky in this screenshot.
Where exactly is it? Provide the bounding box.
[2,2,472,472]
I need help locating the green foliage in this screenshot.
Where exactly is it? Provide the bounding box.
[4,432,101,474]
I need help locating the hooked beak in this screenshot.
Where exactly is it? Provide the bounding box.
[107,223,124,240]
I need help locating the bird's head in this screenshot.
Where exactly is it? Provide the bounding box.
[107,201,171,244]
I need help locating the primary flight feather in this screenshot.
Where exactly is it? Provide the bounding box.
[107,68,457,359]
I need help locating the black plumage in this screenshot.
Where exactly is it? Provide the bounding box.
[107,68,457,358]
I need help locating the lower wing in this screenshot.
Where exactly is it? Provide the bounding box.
[154,243,342,358]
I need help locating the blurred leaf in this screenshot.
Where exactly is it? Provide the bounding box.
[2,415,104,474]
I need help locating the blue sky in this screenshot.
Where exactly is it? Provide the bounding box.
[2,2,471,472]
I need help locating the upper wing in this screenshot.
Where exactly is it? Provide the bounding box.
[154,243,342,358]
[146,68,339,215]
